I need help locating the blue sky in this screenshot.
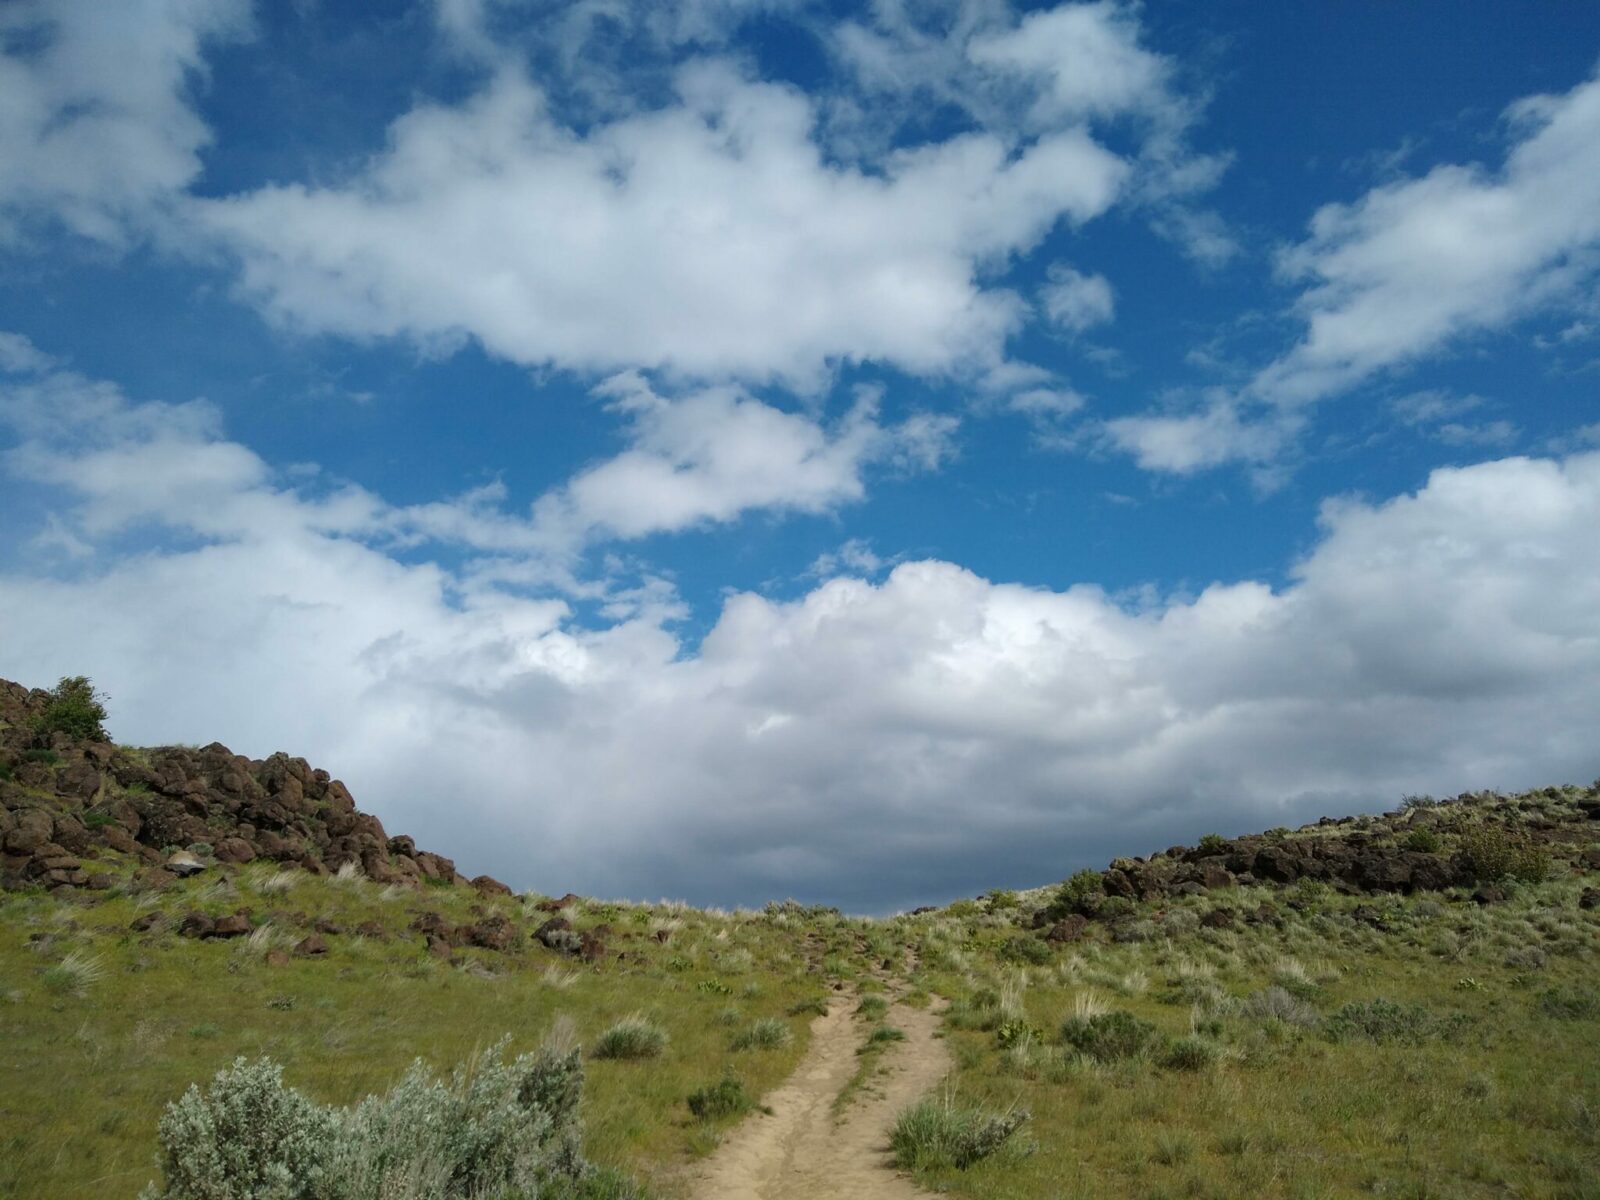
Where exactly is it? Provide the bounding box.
[1,1,1598,910]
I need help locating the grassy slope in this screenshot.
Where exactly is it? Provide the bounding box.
[896,791,1600,1199]
[0,865,887,1200]
[3,780,1598,1200]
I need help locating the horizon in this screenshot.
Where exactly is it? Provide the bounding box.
[2,0,1598,910]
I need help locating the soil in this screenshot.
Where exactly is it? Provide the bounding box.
[691,993,951,1200]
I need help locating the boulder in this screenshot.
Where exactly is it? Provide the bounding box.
[462,915,517,952]
[210,913,252,938]
[178,912,215,938]
[213,837,256,864]
[1200,863,1235,890]
[264,949,291,967]
[1578,888,1599,911]
[166,850,205,878]
[1472,885,1507,905]
[1199,908,1235,929]
[1043,914,1089,943]
[294,934,329,957]
[470,874,513,897]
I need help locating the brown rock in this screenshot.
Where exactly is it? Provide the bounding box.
[1200,863,1234,890]
[129,912,165,932]
[1578,888,1599,910]
[1199,908,1235,929]
[210,914,253,938]
[134,867,178,891]
[427,935,453,960]
[462,915,517,952]
[294,934,329,957]
[213,837,257,864]
[355,920,387,940]
[179,912,216,938]
[1472,885,1507,905]
[470,874,513,897]
[312,917,345,935]
[264,949,291,967]
[1044,914,1089,943]
[100,825,138,855]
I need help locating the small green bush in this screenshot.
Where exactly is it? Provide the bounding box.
[891,1096,1030,1170]
[1161,1036,1220,1071]
[1052,869,1104,915]
[33,676,110,743]
[1198,833,1227,853]
[730,1018,791,1052]
[1459,825,1550,883]
[1061,1010,1164,1062]
[1537,988,1600,1021]
[687,1075,752,1121]
[985,889,1019,910]
[857,995,889,1020]
[998,935,1051,965]
[0,761,12,782]
[592,1016,667,1060]
[865,1025,907,1048]
[1403,829,1442,853]
[22,748,59,765]
[787,997,829,1018]
[994,1019,1036,1049]
[82,810,116,829]
[1323,998,1441,1045]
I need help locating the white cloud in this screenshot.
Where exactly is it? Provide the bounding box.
[1256,69,1600,405]
[1102,397,1297,477]
[532,373,954,543]
[4,352,1599,909]
[0,0,250,244]
[198,59,1128,388]
[1040,263,1115,332]
[967,1,1169,126]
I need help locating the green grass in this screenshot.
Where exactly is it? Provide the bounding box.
[898,873,1600,1199]
[0,862,889,1200]
[3,783,1598,1200]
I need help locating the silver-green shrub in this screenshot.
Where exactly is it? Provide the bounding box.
[144,1039,613,1200]
[146,1057,339,1200]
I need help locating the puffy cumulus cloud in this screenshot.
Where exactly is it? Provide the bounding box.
[0,0,250,244]
[4,345,1599,911]
[531,373,957,543]
[198,59,1127,387]
[1256,68,1600,406]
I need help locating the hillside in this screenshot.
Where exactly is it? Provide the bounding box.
[2,675,1598,1199]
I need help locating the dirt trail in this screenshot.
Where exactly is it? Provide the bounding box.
[690,994,950,1200]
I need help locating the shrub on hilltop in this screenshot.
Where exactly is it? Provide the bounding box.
[32,675,110,744]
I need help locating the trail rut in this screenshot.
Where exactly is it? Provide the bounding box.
[690,995,950,1200]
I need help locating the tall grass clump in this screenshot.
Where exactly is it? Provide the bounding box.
[42,951,105,998]
[891,1094,1031,1170]
[592,1015,668,1061]
[730,1017,791,1051]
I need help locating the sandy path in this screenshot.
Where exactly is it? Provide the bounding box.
[690,995,950,1200]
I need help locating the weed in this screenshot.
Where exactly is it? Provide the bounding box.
[730,1018,791,1052]
[687,1075,753,1121]
[891,1094,1031,1171]
[1323,998,1442,1044]
[42,951,105,998]
[1061,1010,1163,1062]
[592,1015,668,1060]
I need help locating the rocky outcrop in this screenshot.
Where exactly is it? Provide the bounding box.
[0,677,470,895]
